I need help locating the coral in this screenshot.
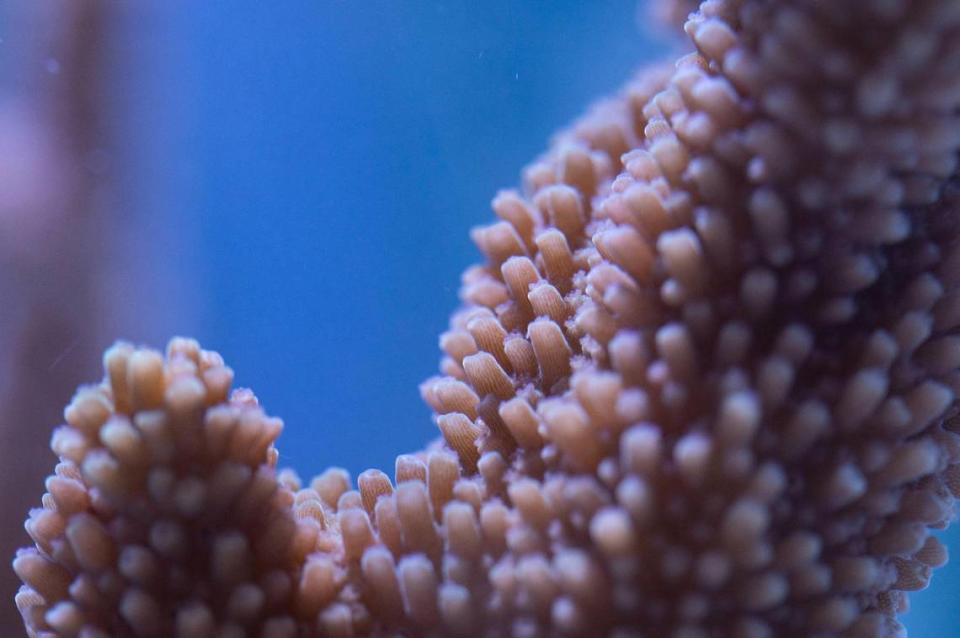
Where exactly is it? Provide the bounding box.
[651,0,704,30]
[13,0,960,636]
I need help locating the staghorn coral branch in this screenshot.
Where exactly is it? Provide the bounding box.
[12,0,960,636]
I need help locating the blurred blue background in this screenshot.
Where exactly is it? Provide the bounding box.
[4,0,959,634]
[120,1,669,480]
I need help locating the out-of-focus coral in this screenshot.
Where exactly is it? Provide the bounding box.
[13,0,960,635]
[1,0,113,630]
[650,0,703,30]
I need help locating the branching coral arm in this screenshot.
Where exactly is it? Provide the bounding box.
[13,0,960,636]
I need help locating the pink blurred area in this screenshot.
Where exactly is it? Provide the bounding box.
[0,102,72,262]
[0,1,194,629]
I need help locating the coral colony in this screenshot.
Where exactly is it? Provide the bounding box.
[13,0,960,636]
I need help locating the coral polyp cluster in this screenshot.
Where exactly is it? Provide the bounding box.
[15,342,298,636]
[14,0,960,636]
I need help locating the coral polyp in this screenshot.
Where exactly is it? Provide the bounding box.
[14,0,960,636]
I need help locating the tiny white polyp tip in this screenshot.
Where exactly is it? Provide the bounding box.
[717,391,760,446]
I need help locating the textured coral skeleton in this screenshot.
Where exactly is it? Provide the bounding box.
[13,0,960,636]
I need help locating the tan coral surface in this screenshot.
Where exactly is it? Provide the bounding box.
[14,0,960,636]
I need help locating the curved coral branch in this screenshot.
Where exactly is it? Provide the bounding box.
[13,0,960,636]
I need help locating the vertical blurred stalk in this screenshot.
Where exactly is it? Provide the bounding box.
[0,1,112,628]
